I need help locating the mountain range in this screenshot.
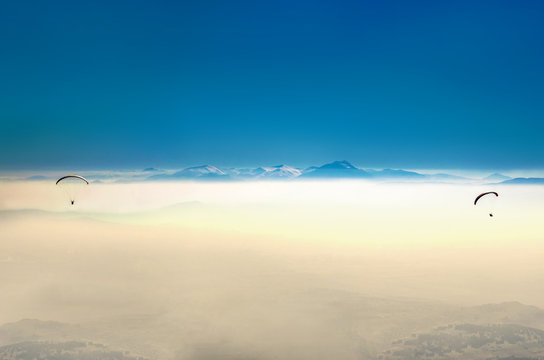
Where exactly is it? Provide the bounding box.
[143,161,478,182]
[14,161,540,184]
[500,177,544,185]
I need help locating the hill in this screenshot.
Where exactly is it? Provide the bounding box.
[380,323,544,360]
[0,341,147,360]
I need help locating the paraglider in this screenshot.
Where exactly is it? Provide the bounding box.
[474,191,498,217]
[56,175,89,205]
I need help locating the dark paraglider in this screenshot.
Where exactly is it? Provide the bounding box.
[474,192,499,218]
[474,192,499,205]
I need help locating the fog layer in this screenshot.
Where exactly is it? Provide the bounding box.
[1,180,543,359]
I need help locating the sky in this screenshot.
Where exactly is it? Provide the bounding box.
[1,0,544,170]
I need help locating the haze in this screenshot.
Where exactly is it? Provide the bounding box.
[1,179,544,359]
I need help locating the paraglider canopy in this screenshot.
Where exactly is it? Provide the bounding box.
[474,191,498,205]
[56,175,89,205]
[56,175,89,185]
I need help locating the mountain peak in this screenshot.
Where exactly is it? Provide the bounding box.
[160,164,228,179]
[254,164,301,178]
[484,173,511,181]
[182,165,225,174]
[320,160,357,170]
[301,160,371,178]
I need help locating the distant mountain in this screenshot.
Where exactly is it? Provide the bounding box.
[254,165,302,178]
[369,169,426,179]
[223,165,302,179]
[500,177,544,185]
[139,161,516,183]
[485,173,512,181]
[300,160,371,178]
[427,173,469,181]
[298,162,470,181]
[222,167,252,177]
[353,169,470,181]
[173,165,226,178]
[148,165,229,181]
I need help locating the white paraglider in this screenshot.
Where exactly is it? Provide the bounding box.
[56,175,89,205]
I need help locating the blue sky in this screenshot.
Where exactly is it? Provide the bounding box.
[1,0,543,170]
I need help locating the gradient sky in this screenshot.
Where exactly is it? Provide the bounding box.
[1,0,543,170]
